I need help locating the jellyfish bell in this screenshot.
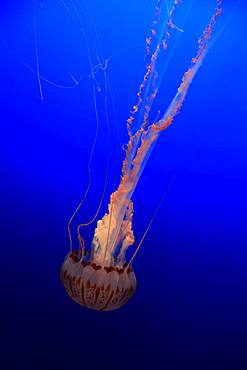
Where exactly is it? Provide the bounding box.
[60,250,136,311]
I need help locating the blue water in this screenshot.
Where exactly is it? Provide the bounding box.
[1,1,247,369]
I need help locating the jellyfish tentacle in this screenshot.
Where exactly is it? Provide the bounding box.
[33,0,43,100]
[139,0,184,130]
[64,0,103,251]
[103,192,115,264]
[155,0,224,132]
[127,169,179,268]
[76,71,112,253]
[67,78,100,252]
[1,37,84,88]
[127,0,183,136]
[91,126,158,267]
[145,0,162,59]
[90,0,223,269]
[138,0,183,130]
[66,0,116,252]
[76,74,122,259]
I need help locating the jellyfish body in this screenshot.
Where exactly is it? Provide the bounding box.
[61,0,223,311]
[61,251,136,311]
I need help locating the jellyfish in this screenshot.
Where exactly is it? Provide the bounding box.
[61,0,223,311]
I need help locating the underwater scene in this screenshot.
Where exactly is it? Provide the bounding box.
[1,0,247,369]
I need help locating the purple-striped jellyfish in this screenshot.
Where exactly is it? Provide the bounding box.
[61,0,223,311]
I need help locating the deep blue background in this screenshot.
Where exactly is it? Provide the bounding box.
[1,1,247,369]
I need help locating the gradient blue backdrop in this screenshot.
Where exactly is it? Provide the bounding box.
[1,1,247,369]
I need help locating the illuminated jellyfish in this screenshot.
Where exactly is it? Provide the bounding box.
[61,0,223,311]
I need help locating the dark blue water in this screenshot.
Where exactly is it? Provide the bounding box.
[1,1,247,369]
